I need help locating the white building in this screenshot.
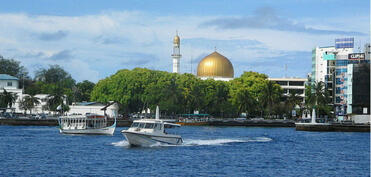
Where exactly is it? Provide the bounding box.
[311,46,353,84]
[0,74,23,112]
[0,74,119,116]
[268,78,307,103]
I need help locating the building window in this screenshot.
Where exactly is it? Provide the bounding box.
[7,82,12,87]
[289,81,304,86]
[276,81,288,86]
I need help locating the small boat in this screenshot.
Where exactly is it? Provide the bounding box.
[176,114,210,126]
[121,106,183,146]
[58,114,116,135]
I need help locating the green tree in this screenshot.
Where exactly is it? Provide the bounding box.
[286,89,303,119]
[230,71,276,117]
[305,81,332,118]
[202,79,232,117]
[35,65,75,86]
[0,56,29,79]
[34,65,76,104]
[75,80,95,102]
[46,85,66,113]
[19,95,40,114]
[260,80,282,118]
[0,56,31,89]
[0,89,18,109]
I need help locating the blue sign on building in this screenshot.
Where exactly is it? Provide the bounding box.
[335,38,354,49]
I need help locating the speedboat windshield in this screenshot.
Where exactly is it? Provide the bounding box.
[144,123,154,129]
[131,122,139,128]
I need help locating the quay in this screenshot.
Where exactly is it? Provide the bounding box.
[295,122,370,132]
[0,118,369,132]
[0,118,132,127]
[209,119,295,127]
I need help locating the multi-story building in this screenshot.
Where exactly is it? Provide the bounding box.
[311,38,357,118]
[268,78,307,103]
[346,62,370,123]
[311,38,371,121]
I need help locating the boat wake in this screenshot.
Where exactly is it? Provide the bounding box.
[111,137,272,148]
[111,140,130,147]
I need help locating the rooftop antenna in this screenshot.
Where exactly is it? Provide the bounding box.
[214,46,217,51]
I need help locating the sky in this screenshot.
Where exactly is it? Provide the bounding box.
[0,0,369,82]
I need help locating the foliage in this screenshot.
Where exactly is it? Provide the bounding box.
[19,95,40,114]
[0,56,29,79]
[0,56,31,89]
[75,80,95,102]
[305,81,332,117]
[229,71,282,117]
[91,69,283,118]
[0,89,18,109]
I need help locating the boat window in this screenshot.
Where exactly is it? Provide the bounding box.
[144,123,154,129]
[131,122,139,128]
[138,123,145,128]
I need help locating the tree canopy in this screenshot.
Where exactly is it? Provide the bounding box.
[91,68,283,118]
[0,56,29,79]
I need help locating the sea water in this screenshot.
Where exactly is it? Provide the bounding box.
[0,126,369,176]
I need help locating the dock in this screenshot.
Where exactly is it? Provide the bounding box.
[295,122,370,132]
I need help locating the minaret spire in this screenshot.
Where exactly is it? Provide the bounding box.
[171,31,182,73]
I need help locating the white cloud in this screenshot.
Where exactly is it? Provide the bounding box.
[0,10,368,82]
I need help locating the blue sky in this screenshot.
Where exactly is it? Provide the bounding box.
[0,0,369,82]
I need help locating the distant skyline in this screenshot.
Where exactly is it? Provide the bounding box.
[0,0,369,82]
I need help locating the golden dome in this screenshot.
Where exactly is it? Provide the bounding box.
[197,51,234,78]
[173,35,180,45]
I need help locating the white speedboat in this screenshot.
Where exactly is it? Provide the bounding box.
[121,106,183,146]
[58,114,116,135]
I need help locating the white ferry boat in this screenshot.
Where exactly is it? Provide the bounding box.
[121,106,183,146]
[58,114,116,135]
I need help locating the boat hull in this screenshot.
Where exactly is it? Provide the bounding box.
[122,131,183,147]
[59,126,115,135]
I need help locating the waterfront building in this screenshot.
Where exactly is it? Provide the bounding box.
[171,32,181,73]
[346,63,370,123]
[196,51,234,81]
[0,74,23,112]
[268,78,307,103]
[311,38,371,120]
[311,38,355,117]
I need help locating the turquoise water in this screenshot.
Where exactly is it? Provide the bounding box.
[0,126,369,176]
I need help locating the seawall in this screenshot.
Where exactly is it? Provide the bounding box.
[209,120,295,127]
[0,118,132,127]
[295,123,370,132]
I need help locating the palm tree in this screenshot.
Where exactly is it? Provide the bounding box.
[305,81,332,118]
[21,95,40,114]
[0,89,18,109]
[260,81,281,118]
[47,85,66,114]
[287,89,303,118]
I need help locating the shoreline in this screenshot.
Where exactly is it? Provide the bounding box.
[0,118,369,132]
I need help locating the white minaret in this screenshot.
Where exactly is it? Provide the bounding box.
[171,31,181,73]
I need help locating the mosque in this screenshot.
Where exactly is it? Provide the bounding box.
[171,33,234,81]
